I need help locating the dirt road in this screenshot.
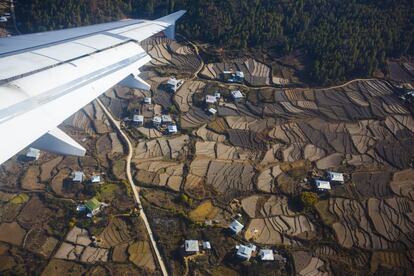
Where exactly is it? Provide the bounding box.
[97,99,169,276]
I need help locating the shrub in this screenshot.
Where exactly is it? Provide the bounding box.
[300,192,319,209]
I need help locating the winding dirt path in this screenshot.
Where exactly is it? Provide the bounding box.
[96,99,169,276]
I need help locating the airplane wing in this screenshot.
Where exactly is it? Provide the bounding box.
[0,10,186,165]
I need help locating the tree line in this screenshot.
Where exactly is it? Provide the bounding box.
[15,0,414,85]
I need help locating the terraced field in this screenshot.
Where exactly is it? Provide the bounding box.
[123,48,414,273]
[242,195,316,245]
[142,36,202,76]
[316,196,414,251]
[0,92,157,273]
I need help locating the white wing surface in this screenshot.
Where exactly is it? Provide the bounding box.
[0,10,186,165]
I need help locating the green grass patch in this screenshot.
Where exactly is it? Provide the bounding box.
[97,183,119,202]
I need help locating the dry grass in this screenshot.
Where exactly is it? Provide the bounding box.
[188,200,219,222]
[314,200,337,225]
[210,266,239,276]
[128,241,156,271]
[207,118,229,134]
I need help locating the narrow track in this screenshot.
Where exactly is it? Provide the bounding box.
[96,99,169,276]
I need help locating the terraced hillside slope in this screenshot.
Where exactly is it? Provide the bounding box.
[0,36,413,276]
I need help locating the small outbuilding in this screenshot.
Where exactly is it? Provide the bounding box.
[202,241,211,250]
[133,115,144,126]
[229,219,244,234]
[214,92,221,99]
[206,95,217,104]
[153,116,162,127]
[76,205,87,212]
[184,240,199,255]
[235,244,256,261]
[259,249,274,261]
[26,147,40,161]
[231,90,244,101]
[144,97,152,105]
[161,114,173,123]
[72,171,84,183]
[235,71,244,80]
[208,108,217,115]
[167,77,183,92]
[91,175,101,184]
[167,125,178,134]
[315,180,331,191]
[327,171,344,183]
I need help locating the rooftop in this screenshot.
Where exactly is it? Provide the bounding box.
[259,249,274,261]
[85,197,102,212]
[208,108,217,114]
[167,77,180,86]
[167,78,183,91]
[206,95,217,104]
[133,114,144,123]
[315,180,331,190]
[229,219,244,234]
[168,125,178,133]
[202,241,211,250]
[161,114,173,122]
[231,90,244,99]
[236,244,256,260]
[91,175,101,183]
[72,171,84,182]
[327,171,344,182]
[184,240,199,252]
[235,71,244,78]
[26,147,40,159]
[153,116,162,124]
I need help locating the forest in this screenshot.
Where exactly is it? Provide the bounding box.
[15,0,414,85]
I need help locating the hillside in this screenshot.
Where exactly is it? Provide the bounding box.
[14,0,414,85]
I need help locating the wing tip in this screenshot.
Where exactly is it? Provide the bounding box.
[157,10,187,25]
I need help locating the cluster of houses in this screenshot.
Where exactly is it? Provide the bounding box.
[182,239,212,256]
[70,171,102,184]
[314,171,345,192]
[182,171,344,264]
[132,112,178,134]
[226,217,286,263]
[154,114,178,134]
[182,233,286,263]
[222,70,245,83]
[235,244,286,262]
[129,77,181,135]
[203,88,245,115]
[70,170,108,218]
[204,92,221,115]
